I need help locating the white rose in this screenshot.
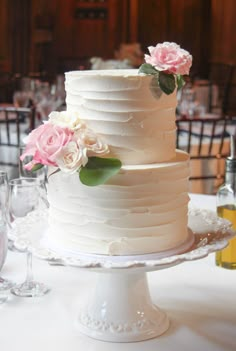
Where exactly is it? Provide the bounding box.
[76,129,109,157]
[56,141,87,174]
[49,111,85,130]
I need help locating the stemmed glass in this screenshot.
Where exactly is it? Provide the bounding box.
[8,178,50,297]
[19,146,47,183]
[0,220,10,304]
[0,171,15,292]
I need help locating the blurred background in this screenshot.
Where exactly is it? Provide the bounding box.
[0,0,236,99]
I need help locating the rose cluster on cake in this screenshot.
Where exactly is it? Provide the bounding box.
[21,111,121,185]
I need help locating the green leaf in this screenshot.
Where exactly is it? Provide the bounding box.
[176,74,186,90]
[31,163,44,172]
[79,157,122,186]
[150,76,162,99]
[158,72,176,95]
[138,63,159,76]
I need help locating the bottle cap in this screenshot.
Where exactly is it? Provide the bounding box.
[226,134,236,172]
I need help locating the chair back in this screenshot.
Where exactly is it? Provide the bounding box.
[176,116,236,193]
[176,117,234,157]
[0,106,35,167]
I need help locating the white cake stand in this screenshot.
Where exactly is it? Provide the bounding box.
[8,207,235,343]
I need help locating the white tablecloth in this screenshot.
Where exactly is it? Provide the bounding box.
[1,194,236,351]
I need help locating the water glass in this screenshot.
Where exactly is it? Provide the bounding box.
[9,178,50,297]
[0,171,15,294]
[19,146,47,183]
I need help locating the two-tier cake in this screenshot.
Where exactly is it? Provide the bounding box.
[21,42,193,256]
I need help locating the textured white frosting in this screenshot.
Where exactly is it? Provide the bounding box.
[65,69,177,165]
[46,69,190,256]
[47,150,190,255]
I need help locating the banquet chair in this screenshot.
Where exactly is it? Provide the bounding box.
[0,106,35,168]
[176,116,236,193]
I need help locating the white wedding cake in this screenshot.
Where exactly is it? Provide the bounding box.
[21,42,193,256]
[46,69,191,255]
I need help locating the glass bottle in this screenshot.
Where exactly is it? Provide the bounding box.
[216,135,236,269]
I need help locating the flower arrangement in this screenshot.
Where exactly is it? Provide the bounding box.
[139,42,192,95]
[20,111,122,186]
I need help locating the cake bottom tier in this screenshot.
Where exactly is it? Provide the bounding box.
[47,150,190,255]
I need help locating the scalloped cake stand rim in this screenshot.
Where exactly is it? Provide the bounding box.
[8,207,234,272]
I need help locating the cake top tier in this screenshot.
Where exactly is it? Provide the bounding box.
[65,68,177,166]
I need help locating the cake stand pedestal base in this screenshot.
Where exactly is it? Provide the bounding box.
[76,271,169,342]
[8,207,235,343]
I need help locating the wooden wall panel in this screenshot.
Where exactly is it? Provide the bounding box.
[9,0,31,74]
[137,0,211,78]
[211,0,236,64]
[0,0,31,74]
[0,0,10,71]
[29,0,57,75]
[1,0,236,81]
[137,0,170,47]
[30,0,131,74]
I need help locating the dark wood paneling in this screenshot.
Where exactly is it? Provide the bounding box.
[1,0,236,81]
[211,0,236,64]
[42,0,131,73]
[0,0,31,74]
[0,0,10,72]
[9,0,31,74]
[137,0,211,78]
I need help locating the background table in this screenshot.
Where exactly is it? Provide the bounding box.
[1,194,236,351]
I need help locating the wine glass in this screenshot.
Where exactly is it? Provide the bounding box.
[0,171,9,223]
[0,219,13,304]
[19,146,47,183]
[0,171,15,292]
[8,178,50,297]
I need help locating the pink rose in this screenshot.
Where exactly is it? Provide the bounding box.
[145,42,192,75]
[21,123,73,169]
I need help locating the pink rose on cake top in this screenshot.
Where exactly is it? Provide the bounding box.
[144,42,192,75]
[139,41,192,95]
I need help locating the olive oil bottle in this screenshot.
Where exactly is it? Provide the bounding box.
[216,135,236,269]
